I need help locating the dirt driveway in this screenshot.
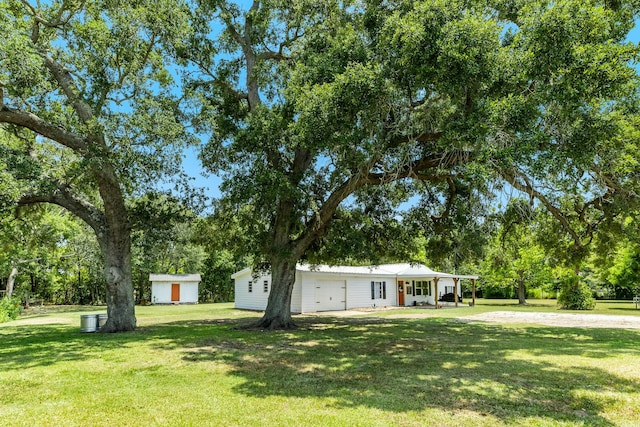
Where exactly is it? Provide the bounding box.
[305,308,640,329]
[459,311,640,329]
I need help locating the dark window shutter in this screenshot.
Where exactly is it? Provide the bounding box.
[412,280,415,296]
[371,281,375,300]
[382,281,386,299]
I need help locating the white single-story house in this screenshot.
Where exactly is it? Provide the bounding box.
[232,263,478,313]
[149,274,201,304]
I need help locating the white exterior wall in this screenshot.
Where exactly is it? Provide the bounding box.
[402,279,436,307]
[299,273,347,313]
[181,282,199,303]
[400,277,464,306]
[298,273,316,314]
[151,281,199,304]
[234,271,270,311]
[298,274,395,313]
[235,271,396,314]
[435,277,461,299]
[290,275,303,314]
[233,265,472,313]
[233,270,304,313]
[346,277,394,310]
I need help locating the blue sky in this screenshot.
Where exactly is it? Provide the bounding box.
[182,145,221,200]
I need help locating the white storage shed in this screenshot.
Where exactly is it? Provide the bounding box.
[149,274,201,304]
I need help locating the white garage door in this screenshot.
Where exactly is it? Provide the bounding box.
[314,280,346,311]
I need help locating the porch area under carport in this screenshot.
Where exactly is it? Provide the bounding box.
[395,273,479,309]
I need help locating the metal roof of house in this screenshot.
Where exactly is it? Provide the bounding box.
[232,263,478,279]
[149,274,202,282]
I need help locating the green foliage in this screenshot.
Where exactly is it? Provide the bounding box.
[308,201,422,266]
[2,0,639,321]
[480,282,514,299]
[1,0,196,193]
[558,278,597,310]
[129,195,206,303]
[198,250,237,302]
[1,0,197,330]
[604,243,640,297]
[0,296,22,323]
[185,0,640,324]
[480,201,553,301]
[408,183,492,272]
[0,205,105,305]
[191,214,249,302]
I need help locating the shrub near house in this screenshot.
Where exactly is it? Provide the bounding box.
[558,281,596,310]
[0,296,22,323]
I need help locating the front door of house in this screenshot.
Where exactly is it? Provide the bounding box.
[398,281,405,306]
[171,283,180,302]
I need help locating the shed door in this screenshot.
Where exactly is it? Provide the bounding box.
[314,280,346,311]
[171,283,180,302]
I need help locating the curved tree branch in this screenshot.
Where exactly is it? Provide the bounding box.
[432,177,457,225]
[592,165,639,199]
[294,150,474,256]
[20,2,95,124]
[500,168,584,248]
[0,106,88,152]
[40,54,95,124]
[18,183,106,237]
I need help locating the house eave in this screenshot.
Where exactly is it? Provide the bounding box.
[149,273,202,282]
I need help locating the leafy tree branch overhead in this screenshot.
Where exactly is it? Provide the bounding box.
[184,0,640,329]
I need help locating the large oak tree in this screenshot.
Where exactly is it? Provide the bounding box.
[188,0,639,329]
[0,0,193,331]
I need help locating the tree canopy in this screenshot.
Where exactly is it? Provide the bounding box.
[1,1,639,328]
[183,0,640,328]
[481,200,553,303]
[0,0,194,331]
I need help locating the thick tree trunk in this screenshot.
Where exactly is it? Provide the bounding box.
[95,166,136,332]
[252,256,298,330]
[99,238,136,332]
[517,276,527,305]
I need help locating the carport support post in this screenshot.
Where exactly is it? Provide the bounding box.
[453,278,460,307]
[433,277,439,309]
[472,279,476,306]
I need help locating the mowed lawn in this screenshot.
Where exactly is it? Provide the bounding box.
[1,300,640,427]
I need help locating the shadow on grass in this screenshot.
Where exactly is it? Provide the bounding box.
[3,314,640,425]
[0,317,257,370]
[165,316,639,425]
[0,325,137,369]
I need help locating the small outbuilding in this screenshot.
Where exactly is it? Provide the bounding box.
[232,263,478,313]
[149,274,201,304]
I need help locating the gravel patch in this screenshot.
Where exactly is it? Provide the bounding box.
[460,311,640,329]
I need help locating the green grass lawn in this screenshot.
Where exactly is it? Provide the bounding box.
[1,300,640,426]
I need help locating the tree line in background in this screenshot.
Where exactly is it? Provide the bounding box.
[2,193,640,311]
[2,0,640,329]
[0,200,240,307]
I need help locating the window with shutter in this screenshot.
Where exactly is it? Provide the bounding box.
[371,281,386,300]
